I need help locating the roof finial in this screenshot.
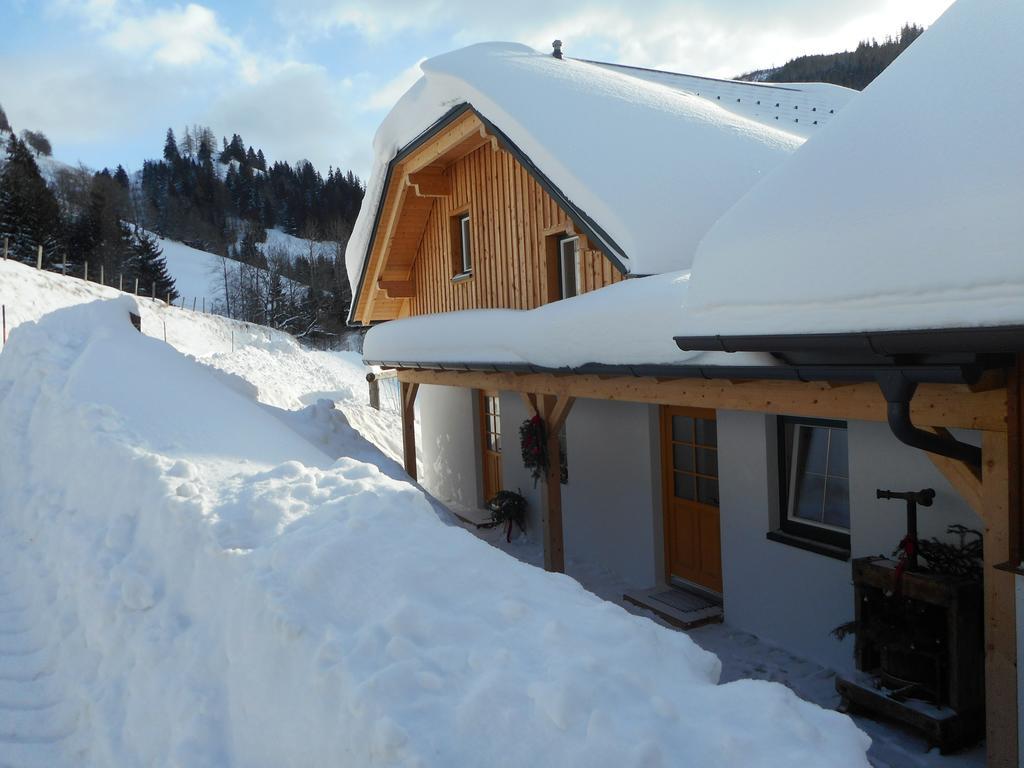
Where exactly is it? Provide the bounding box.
[552,40,563,59]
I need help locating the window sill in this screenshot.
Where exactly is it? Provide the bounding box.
[766,530,850,562]
[451,271,473,283]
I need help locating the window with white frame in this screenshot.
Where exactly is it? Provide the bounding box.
[458,214,472,274]
[558,235,580,299]
[775,417,850,554]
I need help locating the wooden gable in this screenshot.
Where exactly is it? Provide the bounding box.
[351,109,625,324]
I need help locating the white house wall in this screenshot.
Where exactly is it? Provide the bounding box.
[717,410,983,674]
[561,399,661,589]
[418,384,481,510]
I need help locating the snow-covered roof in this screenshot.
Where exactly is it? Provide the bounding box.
[683,0,1024,337]
[586,62,856,139]
[363,270,775,370]
[346,42,803,291]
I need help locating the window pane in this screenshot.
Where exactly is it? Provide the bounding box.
[696,419,717,447]
[698,477,719,507]
[799,425,829,476]
[823,477,850,528]
[560,247,578,298]
[827,429,849,478]
[696,448,718,478]
[494,434,502,453]
[674,473,695,501]
[793,472,826,523]
[461,217,472,272]
[672,416,694,442]
[672,444,694,472]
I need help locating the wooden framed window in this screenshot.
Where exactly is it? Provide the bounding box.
[558,235,580,299]
[771,416,850,557]
[450,212,472,277]
[480,391,502,502]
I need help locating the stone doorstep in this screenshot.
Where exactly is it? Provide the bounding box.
[623,586,724,630]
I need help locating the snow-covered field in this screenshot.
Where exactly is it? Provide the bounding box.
[0,262,871,765]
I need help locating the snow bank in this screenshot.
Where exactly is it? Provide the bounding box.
[364,271,774,369]
[347,42,802,290]
[684,0,1024,336]
[0,297,871,766]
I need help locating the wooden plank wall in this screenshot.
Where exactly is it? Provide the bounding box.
[408,143,623,315]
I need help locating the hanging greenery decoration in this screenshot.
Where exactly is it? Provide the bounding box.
[519,414,548,486]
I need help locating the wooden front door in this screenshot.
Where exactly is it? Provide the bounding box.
[480,391,503,503]
[660,406,722,593]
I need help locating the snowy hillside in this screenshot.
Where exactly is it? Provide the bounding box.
[0,259,401,462]
[0,290,871,766]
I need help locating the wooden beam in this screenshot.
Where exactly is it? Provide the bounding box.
[401,381,419,481]
[377,279,415,298]
[519,391,538,417]
[407,169,451,198]
[395,369,1006,433]
[981,429,1019,768]
[925,428,983,515]
[537,394,574,573]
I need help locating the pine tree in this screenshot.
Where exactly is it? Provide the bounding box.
[163,128,180,163]
[129,226,177,301]
[113,165,130,188]
[0,135,62,264]
[0,102,11,134]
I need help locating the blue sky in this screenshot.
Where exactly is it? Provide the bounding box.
[0,0,954,179]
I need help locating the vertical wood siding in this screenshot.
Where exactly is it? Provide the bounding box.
[407,144,623,316]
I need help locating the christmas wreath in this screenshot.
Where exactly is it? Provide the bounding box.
[519,414,548,485]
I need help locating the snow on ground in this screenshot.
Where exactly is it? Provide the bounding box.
[0,296,871,766]
[157,235,231,309]
[467,525,984,768]
[258,227,335,262]
[0,258,400,465]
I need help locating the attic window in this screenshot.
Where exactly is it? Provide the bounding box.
[450,212,472,277]
[558,235,581,299]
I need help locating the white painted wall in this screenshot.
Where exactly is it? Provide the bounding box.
[418,384,481,509]
[717,411,983,674]
[561,399,662,588]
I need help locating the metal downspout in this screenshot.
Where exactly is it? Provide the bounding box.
[875,371,982,469]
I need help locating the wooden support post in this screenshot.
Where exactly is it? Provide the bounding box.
[401,381,420,480]
[982,429,1019,768]
[367,373,381,410]
[537,394,575,573]
[926,427,983,514]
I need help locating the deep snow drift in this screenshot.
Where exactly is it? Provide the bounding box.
[684,0,1024,336]
[346,42,802,288]
[0,296,871,766]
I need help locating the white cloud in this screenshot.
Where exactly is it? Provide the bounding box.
[280,0,955,77]
[361,59,424,112]
[103,3,242,67]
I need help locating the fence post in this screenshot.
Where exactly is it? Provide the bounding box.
[100,264,104,285]
[367,373,380,410]
[2,236,7,261]
[84,261,89,281]
[163,320,167,343]
[36,245,42,270]
[230,330,234,353]
[151,282,155,298]
[202,297,205,313]
[2,305,5,347]
[134,277,139,295]
[62,253,67,275]
[119,274,123,292]
[192,297,196,312]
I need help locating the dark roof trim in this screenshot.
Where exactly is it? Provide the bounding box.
[348,102,630,327]
[578,58,804,93]
[363,358,985,387]
[674,326,1024,357]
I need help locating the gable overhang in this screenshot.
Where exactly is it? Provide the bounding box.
[348,103,630,326]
